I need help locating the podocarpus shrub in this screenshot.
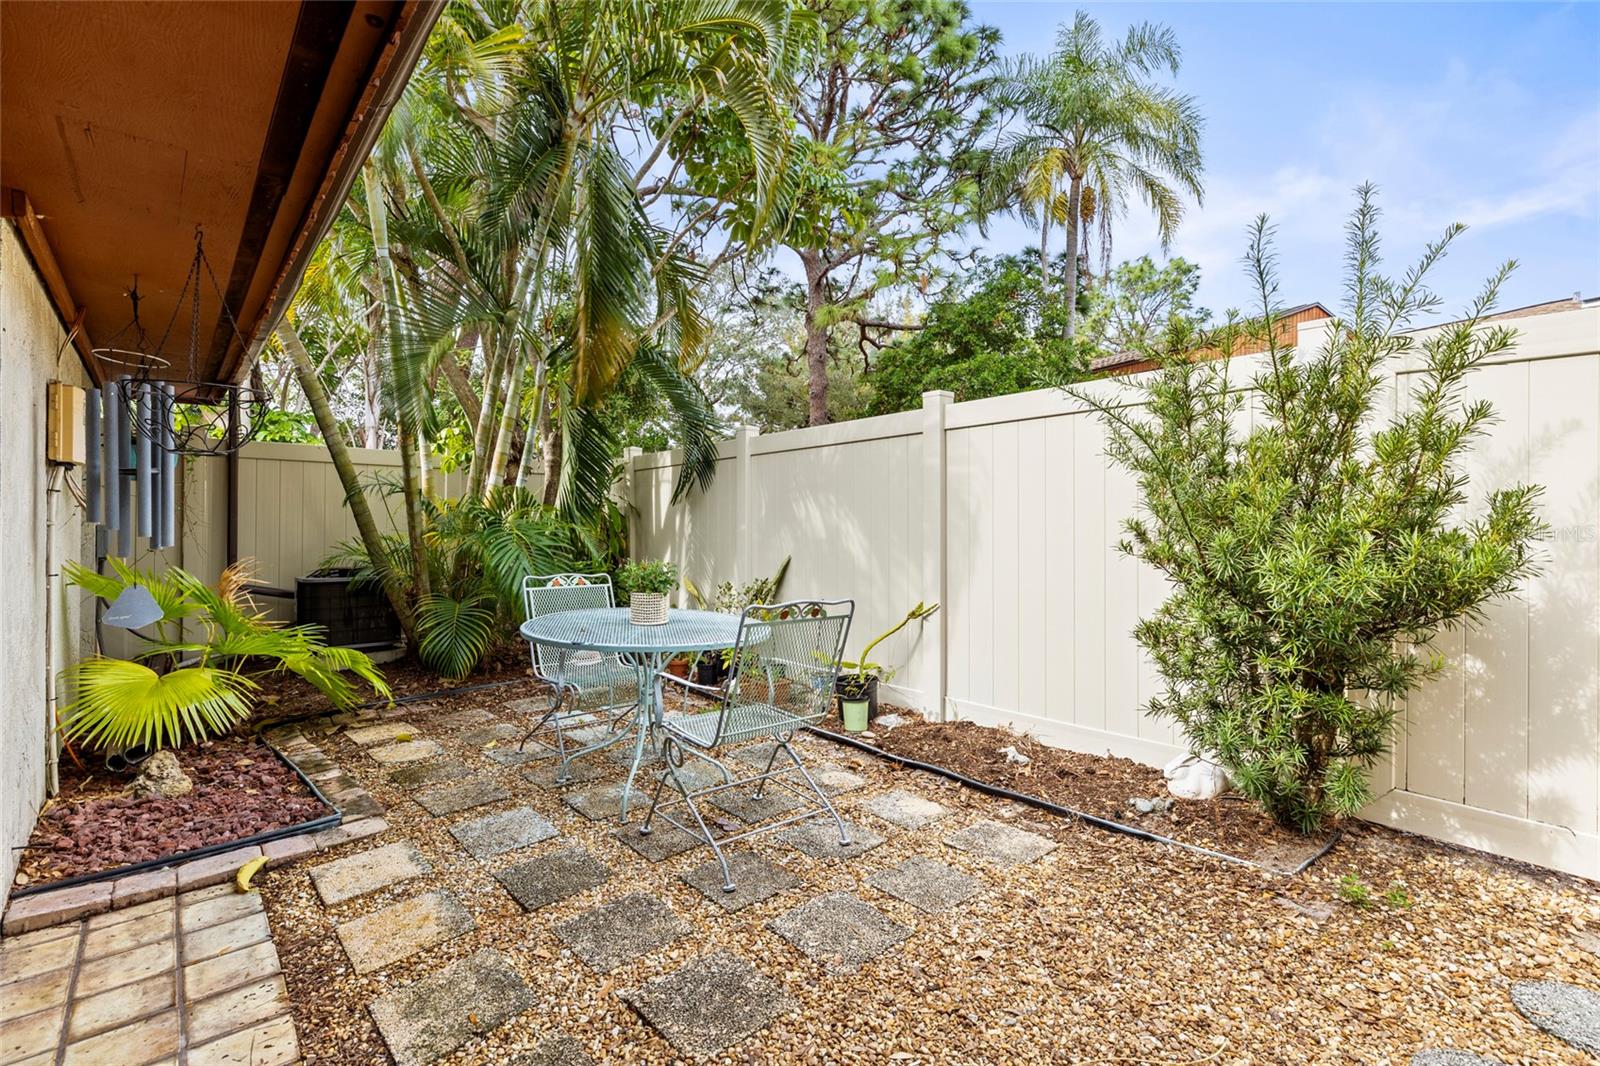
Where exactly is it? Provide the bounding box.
[1071,186,1546,832]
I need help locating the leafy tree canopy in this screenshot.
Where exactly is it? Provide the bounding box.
[866,252,1088,414]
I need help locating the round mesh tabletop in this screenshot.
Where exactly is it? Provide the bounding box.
[518,607,751,655]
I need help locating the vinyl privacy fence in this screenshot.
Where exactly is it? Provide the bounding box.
[629,306,1600,880]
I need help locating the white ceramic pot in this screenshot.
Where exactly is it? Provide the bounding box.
[629,592,669,626]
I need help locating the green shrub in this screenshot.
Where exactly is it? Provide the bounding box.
[1074,186,1545,832]
[618,559,680,597]
[329,485,594,680]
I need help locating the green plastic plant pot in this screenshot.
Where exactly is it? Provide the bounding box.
[842,698,870,732]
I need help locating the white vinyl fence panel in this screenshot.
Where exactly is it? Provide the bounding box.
[626,305,1600,880]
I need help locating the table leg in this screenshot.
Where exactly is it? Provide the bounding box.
[618,652,665,823]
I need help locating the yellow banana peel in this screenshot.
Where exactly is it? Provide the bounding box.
[235,856,269,893]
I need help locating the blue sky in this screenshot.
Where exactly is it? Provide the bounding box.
[966,2,1600,322]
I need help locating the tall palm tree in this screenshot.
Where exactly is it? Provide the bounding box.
[983,11,1204,340]
[380,0,805,514]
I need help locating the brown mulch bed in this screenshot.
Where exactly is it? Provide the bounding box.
[826,707,1330,869]
[15,737,330,888]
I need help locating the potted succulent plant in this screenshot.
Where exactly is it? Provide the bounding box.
[836,602,940,731]
[618,559,679,626]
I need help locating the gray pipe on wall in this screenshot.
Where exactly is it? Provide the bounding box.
[116,377,133,556]
[104,379,120,531]
[135,382,153,539]
[161,385,177,550]
[85,387,102,524]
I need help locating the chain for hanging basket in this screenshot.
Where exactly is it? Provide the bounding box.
[120,226,272,456]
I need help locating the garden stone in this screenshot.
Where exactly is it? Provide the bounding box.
[614,823,702,862]
[369,948,533,1066]
[710,786,803,824]
[1511,980,1600,1054]
[553,893,689,973]
[524,759,606,789]
[621,951,794,1059]
[461,722,520,746]
[768,892,911,973]
[778,819,885,860]
[335,891,476,974]
[817,768,867,794]
[1409,1053,1504,1066]
[680,852,799,911]
[127,750,192,799]
[309,842,431,905]
[944,819,1057,867]
[390,758,471,790]
[414,778,511,817]
[433,707,497,730]
[483,746,543,767]
[867,856,983,912]
[449,807,558,860]
[563,781,630,820]
[495,848,610,911]
[860,789,949,830]
[369,739,446,765]
[345,721,418,746]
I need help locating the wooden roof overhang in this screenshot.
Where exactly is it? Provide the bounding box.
[1,1,443,388]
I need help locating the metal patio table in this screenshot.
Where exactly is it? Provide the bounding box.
[518,607,755,821]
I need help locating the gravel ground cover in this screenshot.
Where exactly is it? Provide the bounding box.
[253,682,1600,1064]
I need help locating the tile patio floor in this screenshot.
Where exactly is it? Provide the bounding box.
[0,881,296,1065]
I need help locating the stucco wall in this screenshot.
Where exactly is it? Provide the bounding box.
[0,224,95,907]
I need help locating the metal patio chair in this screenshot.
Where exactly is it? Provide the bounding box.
[516,573,640,781]
[639,599,854,891]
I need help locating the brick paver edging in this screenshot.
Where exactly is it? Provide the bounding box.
[3,729,387,936]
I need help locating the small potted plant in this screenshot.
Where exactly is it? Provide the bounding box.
[837,602,940,731]
[618,559,679,626]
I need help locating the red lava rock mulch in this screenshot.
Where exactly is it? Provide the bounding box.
[833,708,1330,868]
[15,737,330,887]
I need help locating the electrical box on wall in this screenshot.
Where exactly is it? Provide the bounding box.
[47,382,86,465]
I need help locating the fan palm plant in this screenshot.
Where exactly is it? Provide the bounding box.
[59,561,391,753]
[981,11,1204,339]
[328,485,591,678]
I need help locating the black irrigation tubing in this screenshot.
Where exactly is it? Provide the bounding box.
[11,739,342,900]
[806,725,1343,876]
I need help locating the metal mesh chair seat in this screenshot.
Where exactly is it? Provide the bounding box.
[542,653,638,701]
[663,703,804,748]
[641,599,854,892]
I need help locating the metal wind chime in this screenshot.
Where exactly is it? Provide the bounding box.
[83,226,270,557]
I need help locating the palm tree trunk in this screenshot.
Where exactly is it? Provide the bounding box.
[467,333,505,495]
[1039,207,1052,296]
[364,165,430,601]
[541,425,562,507]
[800,250,830,427]
[1063,175,1082,341]
[487,350,524,489]
[277,323,418,644]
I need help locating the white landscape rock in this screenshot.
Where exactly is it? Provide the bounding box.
[1162,750,1233,801]
[998,745,1031,766]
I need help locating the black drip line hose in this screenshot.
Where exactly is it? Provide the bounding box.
[805,725,1341,876]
